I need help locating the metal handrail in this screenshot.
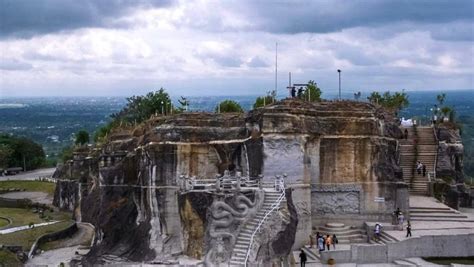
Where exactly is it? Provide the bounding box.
[244,181,285,266]
[432,126,438,180]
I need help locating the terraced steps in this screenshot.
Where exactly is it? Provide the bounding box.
[409,201,472,222]
[229,190,285,265]
[314,223,367,245]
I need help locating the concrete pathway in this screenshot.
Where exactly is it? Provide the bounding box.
[0,168,55,181]
[0,191,53,205]
[26,245,83,267]
[0,221,59,234]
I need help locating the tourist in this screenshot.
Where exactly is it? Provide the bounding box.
[422,164,427,177]
[416,161,422,175]
[404,128,408,139]
[291,87,296,98]
[398,212,405,230]
[299,249,307,267]
[318,235,325,252]
[374,223,382,241]
[297,87,304,98]
[406,221,412,237]
[332,234,338,250]
[325,234,332,251]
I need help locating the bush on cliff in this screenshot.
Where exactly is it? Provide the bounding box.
[254,91,276,108]
[215,100,244,113]
[302,80,322,102]
[367,90,409,114]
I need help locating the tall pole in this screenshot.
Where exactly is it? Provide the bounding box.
[337,69,341,100]
[275,42,278,101]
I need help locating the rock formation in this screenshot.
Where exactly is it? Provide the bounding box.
[53,99,406,265]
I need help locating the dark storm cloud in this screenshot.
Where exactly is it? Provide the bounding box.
[0,0,173,39]
[238,0,473,34]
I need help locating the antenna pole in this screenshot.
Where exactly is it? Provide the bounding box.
[275,42,278,100]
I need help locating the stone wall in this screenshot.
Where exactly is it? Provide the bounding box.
[320,233,474,264]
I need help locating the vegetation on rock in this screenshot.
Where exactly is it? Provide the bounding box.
[253,91,276,109]
[367,90,409,114]
[215,100,244,113]
[301,80,322,102]
[75,130,90,145]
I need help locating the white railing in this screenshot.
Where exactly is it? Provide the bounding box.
[432,126,438,180]
[244,180,285,266]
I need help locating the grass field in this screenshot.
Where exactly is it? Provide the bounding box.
[0,207,71,228]
[0,250,20,266]
[0,217,9,228]
[0,180,56,196]
[0,220,73,250]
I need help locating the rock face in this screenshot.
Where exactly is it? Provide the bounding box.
[436,126,464,183]
[52,99,405,264]
[435,126,470,208]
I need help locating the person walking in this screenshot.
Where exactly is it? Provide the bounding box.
[299,249,307,267]
[332,234,338,250]
[404,128,408,139]
[374,223,382,241]
[406,220,412,237]
[325,235,332,251]
[416,161,422,175]
[422,164,427,177]
[318,235,325,252]
[398,212,405,230]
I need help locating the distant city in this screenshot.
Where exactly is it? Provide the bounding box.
[0,90,473,166]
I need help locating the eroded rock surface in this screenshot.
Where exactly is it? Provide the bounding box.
[53,99,405,264]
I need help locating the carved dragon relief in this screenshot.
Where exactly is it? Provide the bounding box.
[204,192,262,266]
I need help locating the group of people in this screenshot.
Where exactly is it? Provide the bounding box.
[309,232,338,252]
[416,161,427,176]
[290,86,307,98]
[300,233,339,266]
[394,208,412,238]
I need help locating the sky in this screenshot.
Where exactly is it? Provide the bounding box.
[0,0,473,97]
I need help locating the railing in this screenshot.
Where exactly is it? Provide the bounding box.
[179,173,261,191]
[432,126,439,180]
[244,179,285,266]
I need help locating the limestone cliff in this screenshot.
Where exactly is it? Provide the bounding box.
[52,99,405,264]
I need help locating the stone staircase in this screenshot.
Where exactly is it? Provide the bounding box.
[409,206,470,222]
[314,223,367,244]
[400,126,437,195]
[229,190,285,265]
[369,231,398,244]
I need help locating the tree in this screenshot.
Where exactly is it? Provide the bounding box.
[59,146,74,163]
[75,130,89,145]
[111,88,173,123]
[253,91,276,109]
[437,93,446,106]
[215,100,244,113]
[367,90,409,113]
[302,80,322,102]
[0,134,45,170]
[0,144,13,168]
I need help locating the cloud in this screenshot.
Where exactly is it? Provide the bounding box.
[0,59,33,70]
[0,0,173,39]
[247,57,269,68]
[235,0,473,34]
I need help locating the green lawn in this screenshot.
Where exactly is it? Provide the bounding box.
[0,180,56,196]
[0,250,20,266]
[0,217,9,228]
[0,207,71,228]
[0,220,73,250]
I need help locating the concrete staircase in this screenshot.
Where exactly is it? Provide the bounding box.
[369,231,398,244]
[400,126,437,195]
[314,223,367,244]
[229,190,285,265]
[409,206,470,222]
